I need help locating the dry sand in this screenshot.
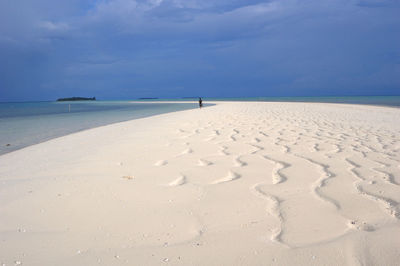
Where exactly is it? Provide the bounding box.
[0,102,400,265]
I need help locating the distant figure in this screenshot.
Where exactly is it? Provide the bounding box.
[199,97,203,108]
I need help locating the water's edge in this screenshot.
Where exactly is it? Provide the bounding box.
[0,102,208,156]
[1,96,399,156]
[130,96,400,108]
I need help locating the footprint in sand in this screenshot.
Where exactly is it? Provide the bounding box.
[198,158,213,166]
[234,156,247,167]
[167,175,186,186]
[181,148,193,154]
[154,160,168,166]
[210,171,241,185]
[219,146,230,156]
[175,148,193,157]
[348,220,375,231]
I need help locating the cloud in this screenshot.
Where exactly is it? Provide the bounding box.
[0,0,399,101]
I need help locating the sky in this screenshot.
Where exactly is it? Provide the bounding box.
[0,0,399,101]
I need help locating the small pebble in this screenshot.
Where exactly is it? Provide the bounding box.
[6,144,11,146]
[14,261,22,265]
[163,258,169,262]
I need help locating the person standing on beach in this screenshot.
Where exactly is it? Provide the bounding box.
[199,97,203,108]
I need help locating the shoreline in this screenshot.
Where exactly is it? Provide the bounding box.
[0,101,201,156]
[1,100,399,157]
[1,102,399,265]
[127,98,400,109]
[1,96,400,106]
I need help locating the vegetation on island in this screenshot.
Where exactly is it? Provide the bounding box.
[57,97,96,101]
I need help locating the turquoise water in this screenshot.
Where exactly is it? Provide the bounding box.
[0,101,199,155]
[214,96,400,107]
[139,96,400,107]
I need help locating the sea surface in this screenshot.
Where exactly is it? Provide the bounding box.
[0,101,199,155]
[210,96,400,107]
[149,96,400,107]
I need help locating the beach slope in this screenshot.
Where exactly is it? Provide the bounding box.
[0,102,399,265]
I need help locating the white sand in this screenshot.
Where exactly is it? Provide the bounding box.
[1,102,400,265]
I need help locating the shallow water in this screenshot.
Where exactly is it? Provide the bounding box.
[202,96,400,107]
[0,101,199,155]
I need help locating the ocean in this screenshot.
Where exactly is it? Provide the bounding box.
[1,96,399,155]
[136,96,400,107]
[194,96,400,107]
[0,101,199,155]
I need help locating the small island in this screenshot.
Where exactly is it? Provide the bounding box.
[57,97,96,101]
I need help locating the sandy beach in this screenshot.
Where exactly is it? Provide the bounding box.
[1,101,399,265]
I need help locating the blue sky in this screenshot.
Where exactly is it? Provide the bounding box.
[0,0,399,101]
